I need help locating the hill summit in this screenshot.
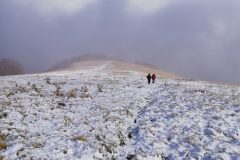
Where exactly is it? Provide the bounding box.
[49,55,179,79]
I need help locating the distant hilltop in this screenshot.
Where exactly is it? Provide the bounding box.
[0,58,24,76]
[49,54,114,71]
[49,54,180,79]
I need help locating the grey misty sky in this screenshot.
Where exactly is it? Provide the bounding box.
[0,0,240,83]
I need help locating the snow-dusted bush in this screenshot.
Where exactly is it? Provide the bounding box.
[67,88,77,98]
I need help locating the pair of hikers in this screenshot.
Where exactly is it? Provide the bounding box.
[147,73,156,84]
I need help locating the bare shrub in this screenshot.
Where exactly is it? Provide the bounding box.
[46,77,51,84]
[97,84,103,92]
[55,84,64,97]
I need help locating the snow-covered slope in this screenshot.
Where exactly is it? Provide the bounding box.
[0,62,239,160]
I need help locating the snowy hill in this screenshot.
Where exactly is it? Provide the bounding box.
[52,60,179,79]
[0,62,239,160]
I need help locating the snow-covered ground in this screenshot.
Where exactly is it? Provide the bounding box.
[0,66,240,159]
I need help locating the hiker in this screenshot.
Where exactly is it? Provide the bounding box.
[147,73,152,84]
[152,73,156,83]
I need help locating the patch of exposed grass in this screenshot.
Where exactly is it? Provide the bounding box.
[73,135,87,142]
[0,134,7,151]
[0,143,7,150]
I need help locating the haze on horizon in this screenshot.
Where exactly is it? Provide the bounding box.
[0,0,240,84]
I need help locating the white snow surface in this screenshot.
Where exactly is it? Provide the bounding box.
[0,67,240,160]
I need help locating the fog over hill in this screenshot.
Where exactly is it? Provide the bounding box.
[48,54,180,79]
[1,0,240,84]
[0,58,24,76]
[49,54,158,71]
[49,54,116,72]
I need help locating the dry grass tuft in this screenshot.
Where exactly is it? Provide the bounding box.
[0,134,7,151]
[15,84,27,93]
[0,100,11,107]
[32,84,40,93]
[73,135,87,142]
[67,89,77,98]
[125,109,133,117]
[32,142,43,148]
[0,134,5,141]
[80,92,92,99]
[31,139,45,148]
[6,91,14,97]
[64,116,72,125]
[0,143,7,150]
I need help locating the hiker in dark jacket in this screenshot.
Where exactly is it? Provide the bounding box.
[152,74,156,83]
[147,73,152,84]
